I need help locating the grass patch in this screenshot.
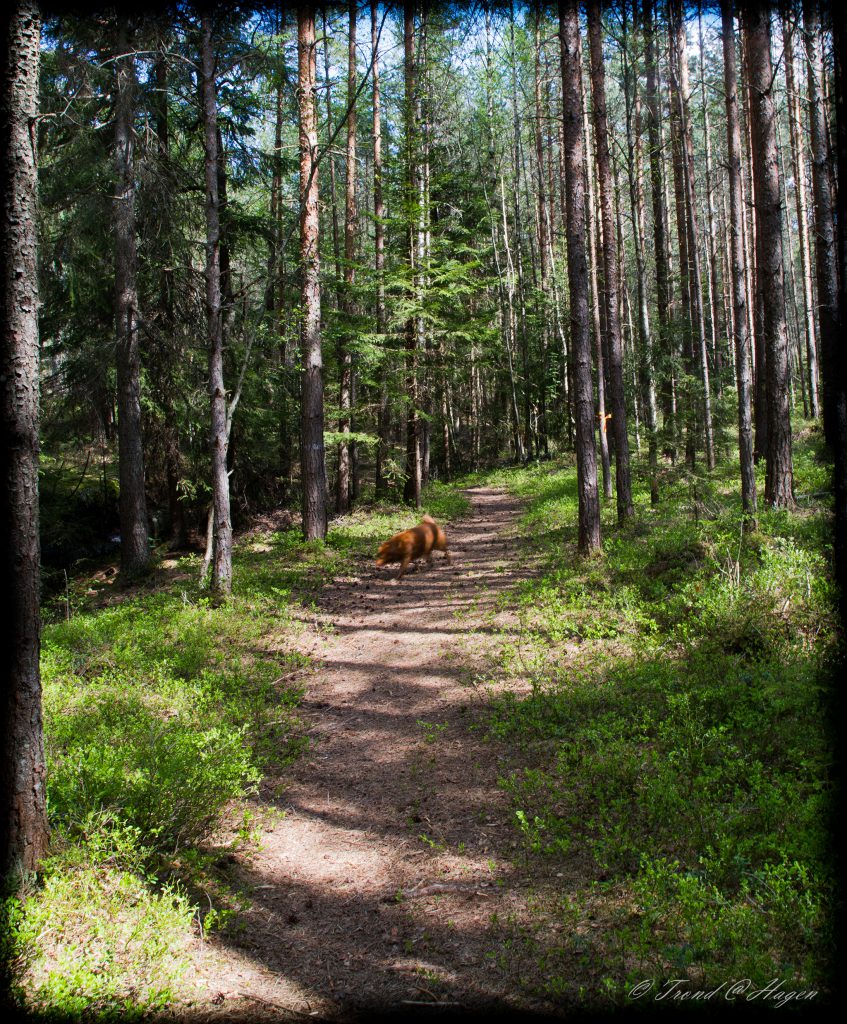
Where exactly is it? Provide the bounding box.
[9,480,470,1019]
[470,436,837,1005]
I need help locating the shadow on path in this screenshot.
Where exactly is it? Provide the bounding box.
[172,488,569,1021]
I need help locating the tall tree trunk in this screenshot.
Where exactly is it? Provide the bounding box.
[322,9,341,291]
[419,8,432,487]
[268,15,294,500]
[497,176,526,461]
[298,5,328,539]
[644,0,674,465]
[623,1,659,503]
[153,38,188,550]
[372,0,389,498]
[582,78,612,500]
[782,5,820,420]
[745,4,794,507]
[201,16,233,592]
[741,20,768,463]
[670,0,715,470]
[722,0,757,522]
[336,1,356,515]
[1,0,48,880]
[830,9,847,622]
[697,4,724,394]
[402,3,421,507]
[559,0,601,555]
[555,83,575,449]
[803,0,839,447]
[588,0,633,523]
[113,17,150,575]
[534,4,550,459]
[668,10,696,469]
[509,5,533,460]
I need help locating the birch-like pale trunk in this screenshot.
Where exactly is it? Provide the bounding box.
[781,8,819,419]
[201,16,233,593]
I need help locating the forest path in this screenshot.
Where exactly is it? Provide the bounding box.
[186,488,557,1020]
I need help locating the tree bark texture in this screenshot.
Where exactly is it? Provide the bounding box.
[745,4,794,507]
[113,17,150,576]
[722,0,757,521]
[372,0,389,498]
[670,0,715,470]
[298,5,328,539]
[781,7,819,420]
[336,0,357,514]
[0,0,49,880]
[559,0,601,555]
[803,0,839,447]
[201,16,234,590]
[644,0,674,462]
[403,2,421,508]
[830,8,847,623]
[588,0,633,522]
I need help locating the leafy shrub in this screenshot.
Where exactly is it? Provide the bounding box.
[46,678,260,849]
[11,818,194,1021]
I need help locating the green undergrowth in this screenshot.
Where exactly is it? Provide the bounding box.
[466,434,838,1006]
[9,482,469,1020]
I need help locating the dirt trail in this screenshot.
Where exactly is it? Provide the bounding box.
[182,488,557,1020]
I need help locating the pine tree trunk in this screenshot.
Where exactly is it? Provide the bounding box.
[588,0,633,523]
[698,5,724,394]
[403,2,421,508]
[113,18,150,576]
[509,6,533,460]
[559,0,601,555]
[722,0,757,522]
[668,10,696,469]
[803,0,838,446]
[496,176,526,462]
[582,86,612,501]
[623,2,659,503]
[336,1,357,515]
[781,7,818,417]
[200,17,233,593]
[741,21,768,463]
[670,0,715,470]
[1,0,49,879]
[298,5,328,539]
[644,0,674,465]
[830,11,847,622]
[534,5,550,459]
[151,37,187,550]
[322,10,341,291]
[745,4,794,507]
[372,0,389,498]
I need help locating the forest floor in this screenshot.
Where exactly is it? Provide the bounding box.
[174,487,567,1021]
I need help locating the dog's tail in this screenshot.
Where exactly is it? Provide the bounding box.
[422,514,436,524]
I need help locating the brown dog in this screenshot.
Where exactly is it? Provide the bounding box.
[375,515,452,580]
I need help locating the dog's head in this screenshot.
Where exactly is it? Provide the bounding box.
[375,538,396,567]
